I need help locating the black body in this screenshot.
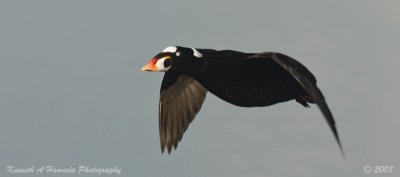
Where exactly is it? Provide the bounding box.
[186,50,309,107]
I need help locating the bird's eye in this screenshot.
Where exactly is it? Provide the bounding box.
[164,58,172,68]
[155,56,172,71]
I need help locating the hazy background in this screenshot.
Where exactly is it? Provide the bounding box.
[1,0,399,177]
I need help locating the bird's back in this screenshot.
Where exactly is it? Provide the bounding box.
[193,50,308,107]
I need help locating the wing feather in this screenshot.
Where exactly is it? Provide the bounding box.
[159,74,207,153]
[248,52,344,157]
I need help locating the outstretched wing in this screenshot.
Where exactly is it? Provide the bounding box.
[159,72,207,153]
[248,52,344,157]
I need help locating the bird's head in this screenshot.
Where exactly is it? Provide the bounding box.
[141,46,203,72]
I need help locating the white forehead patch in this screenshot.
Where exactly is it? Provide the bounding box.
[162,46,177,53]
[191,48,203,58]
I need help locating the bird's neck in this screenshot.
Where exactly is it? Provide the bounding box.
[178,49,222,84]
[179,58,208,82]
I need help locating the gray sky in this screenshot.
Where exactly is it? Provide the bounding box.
[1,0,399,177]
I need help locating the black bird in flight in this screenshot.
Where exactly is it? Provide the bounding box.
[141,46,344,157]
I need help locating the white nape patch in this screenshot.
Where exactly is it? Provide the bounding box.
[155,57,171,72]
[191,48,203,58]
[162,46,177,53]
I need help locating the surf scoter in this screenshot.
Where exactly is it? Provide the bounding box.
[141,46,344,156]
